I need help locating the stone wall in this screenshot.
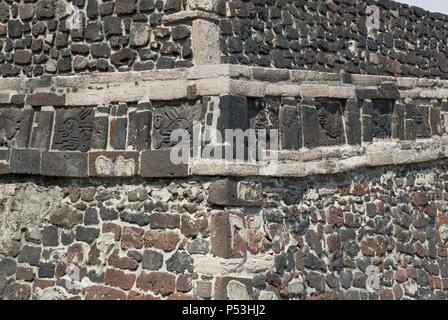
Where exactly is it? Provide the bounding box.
[1,0,448,301]
[0,0,193,77]
[1,162,448,300]
[219,0,448,78]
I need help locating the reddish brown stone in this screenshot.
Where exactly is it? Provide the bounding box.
[306,292,338,300]
[55,262,67,279]
[14,50,32,65]
[350,181,370,196]
[379,288,394,300]
[121,226,144,250]
[33,279,55,290]
[2,283,31,300]
[414,242,428,258]
[114,0,136,15]
[180,214,209,238]
[105,268,136,291]
[19,4,35,20]
[16,267,35,282]
[430,107,442,136]
[108,250,139,271]
[394,268,410,283]
[429,276,443,290]
[49,205,83,229]
[144,231,180,252]
[67,243,85,264]
[136,272,176,296]
[149,213,180,229]
[84,285,127,300]
[102,222,122,241]
[55,33,68,48]
[360,238,379,257]
[326,206,344,226]
[127,290,160,300]
[326,234,341,253]
[187,84,197,100]
[411,192,429,207]
[210,211,247,259]
[111,48,137,67]
[5,240,21,258]
[167,293,198,300]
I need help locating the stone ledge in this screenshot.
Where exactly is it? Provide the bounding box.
[4,65,448,106]
[1,139,448,179]
[163,11,220,24]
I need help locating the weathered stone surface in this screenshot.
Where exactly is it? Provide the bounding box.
[136,272,176,296]
[215,277,253,300]
[192,19,220,65]
[89,152,139,177]
[142,250,163,271]
[140,150,188,177]
[121,227,144,250]
[130,23,150,47]
[316,100,346,146]
[144,231,180,252]
[0,108,34,148]
[10,149,41,175]
[84,285,126,300]
[18,246,41,266]
[301,100,319,148]
[111,48,137,67]
[208,178,262,207]
[210,211,246,259]
[280,105,302,150]
[128,110,152,151]
[104,268,136,291]
[29,111,54,150]
[41,152,88,177]
[49,205,83,229]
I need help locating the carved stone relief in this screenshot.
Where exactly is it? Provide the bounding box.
[152,101,204,149]
[415,105,431,138]
[316,100,345,146]
[371,100,394,139]
[52,108,94,152]
[0,109,33,148]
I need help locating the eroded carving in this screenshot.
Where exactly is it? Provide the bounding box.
[152,101,204,149]
[415,105,431,138]
[371,100,394,139]
[248,99,279,130]
[53,109,94,152]
[317,100,345,146]
[0,109,33,148]
[95,156,136,177]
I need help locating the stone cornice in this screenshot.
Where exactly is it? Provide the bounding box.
[2,64,448,180]
[3,65,448,106]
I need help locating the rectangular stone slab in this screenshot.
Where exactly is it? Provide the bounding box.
[140,150,188,177]
[88,151,140,177]
[41,152,88,177]
[10,149,41,175]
